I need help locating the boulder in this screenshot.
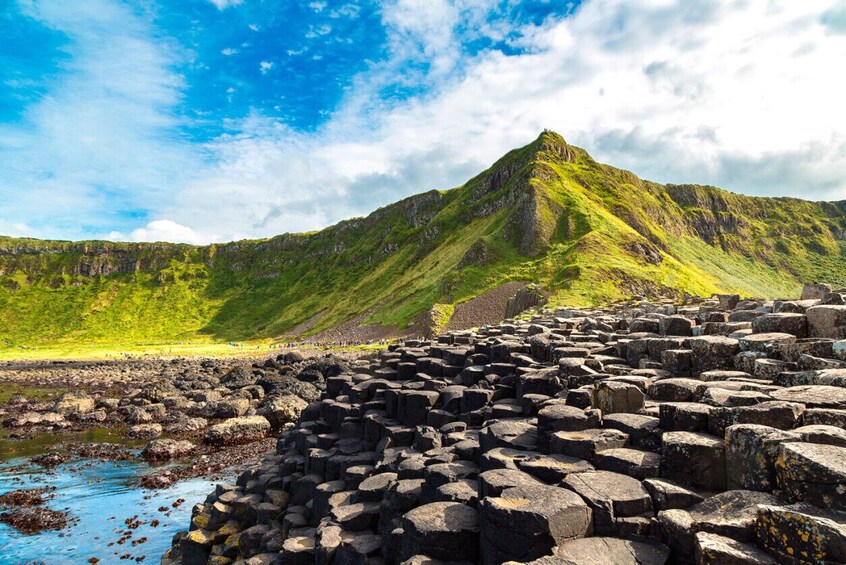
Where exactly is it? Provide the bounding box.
[751,313,807,338]
[6,411,65,428]
[204,416,271,445]
[769,385,846,408]
[258,394,308,427]
[595,448,661,479]
[53,392,95,415]
[127,423,163,440]
[142,438,196,461]
[689,336,740,375]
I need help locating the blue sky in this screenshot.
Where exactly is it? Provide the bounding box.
[1,0,846,243]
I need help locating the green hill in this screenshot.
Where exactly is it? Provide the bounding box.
[2,130,846,351]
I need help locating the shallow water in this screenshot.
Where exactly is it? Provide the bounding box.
[0,428,146,461]
[0,449,224,564]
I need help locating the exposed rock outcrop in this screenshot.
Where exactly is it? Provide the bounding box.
[164,292,846,564]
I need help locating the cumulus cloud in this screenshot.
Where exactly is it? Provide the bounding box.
[129,220,209,245]
[259,61,274,74]
[0,0,201,240]
[4,0,846,245]
[171,0,846,245]
[0,221,36,238]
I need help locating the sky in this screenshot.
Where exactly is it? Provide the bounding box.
[1,0,846,244]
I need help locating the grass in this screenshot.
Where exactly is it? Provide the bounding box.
[0,384,64,405]
[1,130,846,356]
[0,340,276,361]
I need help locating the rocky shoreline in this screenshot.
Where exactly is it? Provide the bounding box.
[0,350,371,536]
[164,289,846,564]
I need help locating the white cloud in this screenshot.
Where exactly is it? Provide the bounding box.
[305,24,332,39]
[0,0,200,241]
[129,220,210,245]
[330,4,361,19]
[164,0,846,245]
[4,0,846,245]
[221,47,238,56]
[308,1,327,12]
[207,0,243,10]
[248,23,259,32]
[0,221,36,238]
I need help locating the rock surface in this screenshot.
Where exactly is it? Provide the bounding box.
[163,296,846,563]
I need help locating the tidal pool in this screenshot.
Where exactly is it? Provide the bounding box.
[0,447,224,564]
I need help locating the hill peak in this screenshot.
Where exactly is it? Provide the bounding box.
[530,129,582,164]
[2,133,845,350]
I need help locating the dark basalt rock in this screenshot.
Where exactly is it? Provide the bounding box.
[162,296,846,564]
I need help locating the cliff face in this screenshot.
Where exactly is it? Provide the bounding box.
[2,130,846,348]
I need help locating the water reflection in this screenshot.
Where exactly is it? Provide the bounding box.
[0,449,222,563]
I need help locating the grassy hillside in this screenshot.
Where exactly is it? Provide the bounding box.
[2,130,846,352]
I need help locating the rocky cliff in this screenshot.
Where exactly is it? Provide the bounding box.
[2,131,846,348]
